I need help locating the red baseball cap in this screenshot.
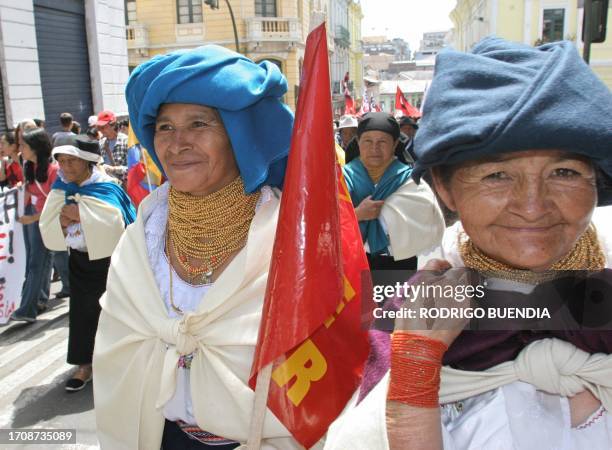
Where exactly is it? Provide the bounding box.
[96,110,116,127]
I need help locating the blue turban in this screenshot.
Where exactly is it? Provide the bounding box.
[414,37,612,205]
[125,45,294,193]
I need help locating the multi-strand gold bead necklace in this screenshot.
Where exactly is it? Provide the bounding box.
[166,176,260,287]
[459,225,606,284]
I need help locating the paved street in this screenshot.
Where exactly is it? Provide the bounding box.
[0,283,98,449]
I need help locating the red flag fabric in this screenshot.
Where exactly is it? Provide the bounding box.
[343,72,356,115]
[249,23,370,448]
[126,162,149,208]
[344,95,356,115]
[395,85,422,118]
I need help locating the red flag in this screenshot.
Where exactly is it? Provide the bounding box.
[344,95,355,115]
[395,85,422,119]
[343,72,356,115]
[249,23,370,448]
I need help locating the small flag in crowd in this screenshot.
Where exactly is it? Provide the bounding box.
[343,72,356,115]
[249,23,370,448]
[395,85,422,119]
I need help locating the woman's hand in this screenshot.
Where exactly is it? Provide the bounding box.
[61,204,80,223]
[355,195,385,221]
[393,259,477,348]
[17,214,39,225]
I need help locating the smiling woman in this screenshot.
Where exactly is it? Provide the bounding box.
[91,45,314,450]
[325,37,612,450]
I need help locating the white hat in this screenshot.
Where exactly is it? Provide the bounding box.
[88,115,98,127]
[52,143,102,164]
[338,115,358,129]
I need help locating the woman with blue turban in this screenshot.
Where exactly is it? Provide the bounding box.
[325,37,612,450]
[92,46,307,449]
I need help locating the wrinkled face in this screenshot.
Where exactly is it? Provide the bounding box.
[432,149,598,272]
[358,130,397,170]
[154,103,239,196]
[340,127,357,147]
[56,154,91,184]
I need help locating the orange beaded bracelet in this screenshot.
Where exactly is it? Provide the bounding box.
[387,331,448,408]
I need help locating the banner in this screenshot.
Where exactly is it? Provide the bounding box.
[0,187,26,324]
[249,24,371,448]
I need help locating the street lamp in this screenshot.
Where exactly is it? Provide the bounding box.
[204,0,241,53]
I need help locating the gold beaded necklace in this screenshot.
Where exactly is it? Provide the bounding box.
[459,225,606,284]
[167,176,260,285]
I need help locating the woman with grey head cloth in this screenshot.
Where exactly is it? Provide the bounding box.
[342,112,445,273]
[325,37,612,450]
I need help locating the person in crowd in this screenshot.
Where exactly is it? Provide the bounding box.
[52,112,76,147]
[71,121,81,135]
[397,115,418,163]
[325,37,612,450]
[342,112,444,272]
[50,115,77,300]
[118,118,129,136]
[96,110,128,183]
[33,118,45,129]
[86,126,99,140]
[345,116,414,166]
[93,45,310,449]
[337,115,358,150]
[0,131,23,188]
[39,135,135,392]
[10,128,57,322]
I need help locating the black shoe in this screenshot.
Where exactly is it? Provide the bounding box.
[55,291,70,299]
[65,375,92,392]
[37,302,48,314]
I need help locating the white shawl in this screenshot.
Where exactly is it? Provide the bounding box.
[325,207,612,450]
[380,178,445,261]
[92,188,307,450]
[39,181,126,260]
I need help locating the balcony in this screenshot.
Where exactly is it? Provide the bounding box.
[126,23,149,49]
[246,17,301,43]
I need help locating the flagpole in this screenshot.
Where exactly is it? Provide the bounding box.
[141,147,153,192]
[245,364,273,449]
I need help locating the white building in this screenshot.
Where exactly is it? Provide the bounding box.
[414,30,450,61]
[329,0,350,112]
[0,0,129,134]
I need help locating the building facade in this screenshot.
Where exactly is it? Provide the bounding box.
[414,30,449,61]
[127,0,363,112]
[348,0,363,107]
[450,0,612,87]
[0,0,129,134]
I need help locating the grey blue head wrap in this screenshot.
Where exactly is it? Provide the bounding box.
[126,45,294,193]
[414,37,612,205]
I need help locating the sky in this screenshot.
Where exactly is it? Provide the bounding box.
[360,0,457,52]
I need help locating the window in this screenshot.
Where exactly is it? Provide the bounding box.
[125,0,136,25]
[177,0,203,24]
[255,0,277,17]
[542,8,565,43]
